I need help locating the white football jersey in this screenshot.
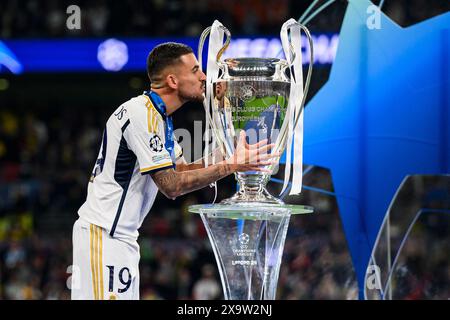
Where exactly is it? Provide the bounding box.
[78,93,182,242]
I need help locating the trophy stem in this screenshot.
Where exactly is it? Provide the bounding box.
[220,173,284,204]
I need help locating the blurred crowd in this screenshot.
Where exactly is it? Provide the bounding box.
[0,106,361,300]
[0,0,315,38]
[1,0,448,39]
[391,216,449,300]
[1,107,447,300]
[372,176,450,300]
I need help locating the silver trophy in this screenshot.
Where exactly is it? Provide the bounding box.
[211,57,293,204]
[189,20,314,300]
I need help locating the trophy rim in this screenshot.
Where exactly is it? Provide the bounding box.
[218,57,290,81]
[188,203,314,217]
[223,57,289,67]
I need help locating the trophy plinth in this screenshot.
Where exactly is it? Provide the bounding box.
[189,204,313,300]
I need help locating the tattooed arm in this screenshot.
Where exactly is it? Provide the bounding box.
[151,131,279,199]
[175,147,225,172]
[151,162,233,199]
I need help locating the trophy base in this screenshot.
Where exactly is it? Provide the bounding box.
[188,203,313,217]
[188,203,313,299]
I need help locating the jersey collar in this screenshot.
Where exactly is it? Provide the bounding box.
[144,91,167,119]
[143,91,176,164]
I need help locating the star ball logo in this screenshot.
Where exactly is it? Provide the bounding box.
[238,233,250,245]
[240,85,256,102]
[149,134,163,153]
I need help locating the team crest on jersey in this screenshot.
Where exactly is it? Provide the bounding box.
[149,134,163,152]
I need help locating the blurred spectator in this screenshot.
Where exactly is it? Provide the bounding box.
[192,264,221,300]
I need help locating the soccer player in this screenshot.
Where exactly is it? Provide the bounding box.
[71,42,277,300]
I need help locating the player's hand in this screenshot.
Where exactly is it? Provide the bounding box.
[225,131,280,173]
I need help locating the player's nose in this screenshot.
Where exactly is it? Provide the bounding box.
[199,70,206,81]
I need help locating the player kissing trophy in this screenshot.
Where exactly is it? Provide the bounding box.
[189,19,314,300]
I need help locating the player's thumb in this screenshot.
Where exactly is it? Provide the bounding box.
[238,130,246,145]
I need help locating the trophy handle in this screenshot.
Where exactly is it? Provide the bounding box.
[292,23,314,131]
[197,26,211,70]
[197,23,233,160]
[216,26,231,63]
[197,24,231,69]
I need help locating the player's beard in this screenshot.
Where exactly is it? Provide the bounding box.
[179,86,205,103]
[180,92,204,103]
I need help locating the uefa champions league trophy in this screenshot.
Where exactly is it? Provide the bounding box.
[189,19,314,300]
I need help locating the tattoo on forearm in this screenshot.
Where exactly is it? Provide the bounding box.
[153,170,177,187]
[152,163,232,198]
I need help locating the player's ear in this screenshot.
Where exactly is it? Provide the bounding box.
[166,74,178,89]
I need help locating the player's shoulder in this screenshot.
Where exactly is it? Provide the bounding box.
[118,94,148,117]
[108,94,149,129]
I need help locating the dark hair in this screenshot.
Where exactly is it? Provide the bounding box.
[146,42,194,84]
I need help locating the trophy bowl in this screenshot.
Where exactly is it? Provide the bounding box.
[212,57,291,205]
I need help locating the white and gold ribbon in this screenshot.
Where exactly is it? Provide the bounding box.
[279,19,304,195]
[204,20,224,168]
[202,20,226,195]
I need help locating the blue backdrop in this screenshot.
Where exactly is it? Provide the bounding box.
[291,0,450,298]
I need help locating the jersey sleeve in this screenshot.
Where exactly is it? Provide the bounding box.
[124,105,174,175]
